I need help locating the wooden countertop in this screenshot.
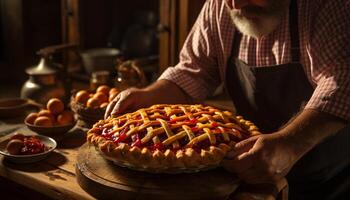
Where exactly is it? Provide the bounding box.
[0,122,94,200]
[0,98,288,200]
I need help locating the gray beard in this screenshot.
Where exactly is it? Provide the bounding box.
[228,1,289,38]
[230,12,282,38]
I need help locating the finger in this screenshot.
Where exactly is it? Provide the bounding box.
[235,135,259,149]
[226,137,258,159]
[104,95,120,119]
[111,91,134,116]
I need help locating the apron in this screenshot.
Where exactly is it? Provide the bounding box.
[225,0,350,199]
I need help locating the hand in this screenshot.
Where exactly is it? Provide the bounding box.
[222,133,302,184]
[105,87,150,119]
[104,80,194,119]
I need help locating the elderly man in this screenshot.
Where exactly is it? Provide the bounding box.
[106,0,350,199]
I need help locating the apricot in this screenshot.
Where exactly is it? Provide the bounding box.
[108,91,119,102]
[57,111,75,125]
[47,98,64,115]
[86,97,100,109]
[96,85,110,95]
[6,139,24,155]
[25,113,38,124]
[93,92,108,104]
[38,110,55,124]
[34,116,53,127]
[75,90,90,105]
[109,87,119,96]
[100,102,109,109]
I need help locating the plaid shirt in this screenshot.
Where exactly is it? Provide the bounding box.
[159,0,350,121]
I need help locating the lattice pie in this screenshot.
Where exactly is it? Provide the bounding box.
[87,104,261,172]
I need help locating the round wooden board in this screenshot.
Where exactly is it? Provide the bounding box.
[76,144,240,200]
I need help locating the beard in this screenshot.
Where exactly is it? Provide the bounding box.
[228,0,290,38]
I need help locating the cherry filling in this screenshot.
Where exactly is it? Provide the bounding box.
[21,136,47,155]
[98,116,241,152]
[131,134,142,147]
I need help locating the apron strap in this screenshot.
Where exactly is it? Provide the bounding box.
[289,0,300,62]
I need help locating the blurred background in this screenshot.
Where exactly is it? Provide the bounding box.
[0,0,206,98]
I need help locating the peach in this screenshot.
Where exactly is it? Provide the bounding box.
[100,102,109,109]
[57,111,75,125]
[25,113,38,124]
[6,139,24,155]
[93,92,108,104]
[96,85,110,95]
[75,90,90,105]
[34,116,53,127]
[47,98,64,115]
[86,98,100,109]
[38,110,55,123]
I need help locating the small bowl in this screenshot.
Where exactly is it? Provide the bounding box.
[0,98,43,118]
[70,98,105,128]
[80,48,122,74]
[25,120,76,138]
[0,135,57,163]
[0,98,30,118]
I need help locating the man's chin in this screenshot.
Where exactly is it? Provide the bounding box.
[231,14,282,38]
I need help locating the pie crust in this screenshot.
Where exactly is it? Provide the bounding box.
[87,104,261,172]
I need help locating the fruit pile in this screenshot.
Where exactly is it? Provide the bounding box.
[25,98,75,127]
[73,85,119,109]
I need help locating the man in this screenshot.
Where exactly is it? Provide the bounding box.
[106,0,350,199]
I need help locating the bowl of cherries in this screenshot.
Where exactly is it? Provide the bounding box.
[0,133,57,163]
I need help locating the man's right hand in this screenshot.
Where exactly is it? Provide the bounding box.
[104,87,149,119]
[104,80,193,119]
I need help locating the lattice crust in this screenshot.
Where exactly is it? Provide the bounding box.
[87,104,261,171]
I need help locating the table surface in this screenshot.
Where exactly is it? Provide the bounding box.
[0,97,287,200]
[0,120,95,200]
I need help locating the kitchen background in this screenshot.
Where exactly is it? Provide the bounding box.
[0,0,206,97]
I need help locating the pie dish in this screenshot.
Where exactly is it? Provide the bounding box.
[87,104,261,172]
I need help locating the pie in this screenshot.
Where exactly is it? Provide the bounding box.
[87,104,261,172]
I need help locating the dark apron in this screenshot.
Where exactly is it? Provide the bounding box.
[225,0,350,199]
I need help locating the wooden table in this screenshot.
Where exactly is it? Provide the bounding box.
[0,120,95,200]
[0,106,288,200]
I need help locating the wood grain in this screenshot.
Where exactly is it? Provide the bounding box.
[76,144,240,200]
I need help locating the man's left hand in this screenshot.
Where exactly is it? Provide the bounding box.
[222,133,301,184]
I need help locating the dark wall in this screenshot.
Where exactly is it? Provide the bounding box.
[0,0,62,84]
[79,0,159,49]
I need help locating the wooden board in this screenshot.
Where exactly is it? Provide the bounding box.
[76,144,240,200]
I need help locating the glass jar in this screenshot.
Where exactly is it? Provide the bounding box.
[90,70,111,91]
[114,60,147,91]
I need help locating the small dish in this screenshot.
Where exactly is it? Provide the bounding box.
[0,98,43,118]
[25,120,76,137]
[0,134,57,163]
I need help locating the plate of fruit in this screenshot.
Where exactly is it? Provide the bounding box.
[70,85,120,127]
[0,133,57,163]
[25,98,76,137]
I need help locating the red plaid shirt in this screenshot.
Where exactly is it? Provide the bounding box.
[159,0,350,121]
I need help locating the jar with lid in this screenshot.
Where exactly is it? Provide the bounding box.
[115,60,147,91]
[90,70,111,91]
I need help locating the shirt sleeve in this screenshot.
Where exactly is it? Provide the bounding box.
[158,0,221,100]
[305,0,350,121]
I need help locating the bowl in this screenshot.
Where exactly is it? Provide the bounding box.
[80,48,122,74]
[0,98,31,118]
[70,99,105,128]
[0,134,57,164]
[25,119,76,138]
